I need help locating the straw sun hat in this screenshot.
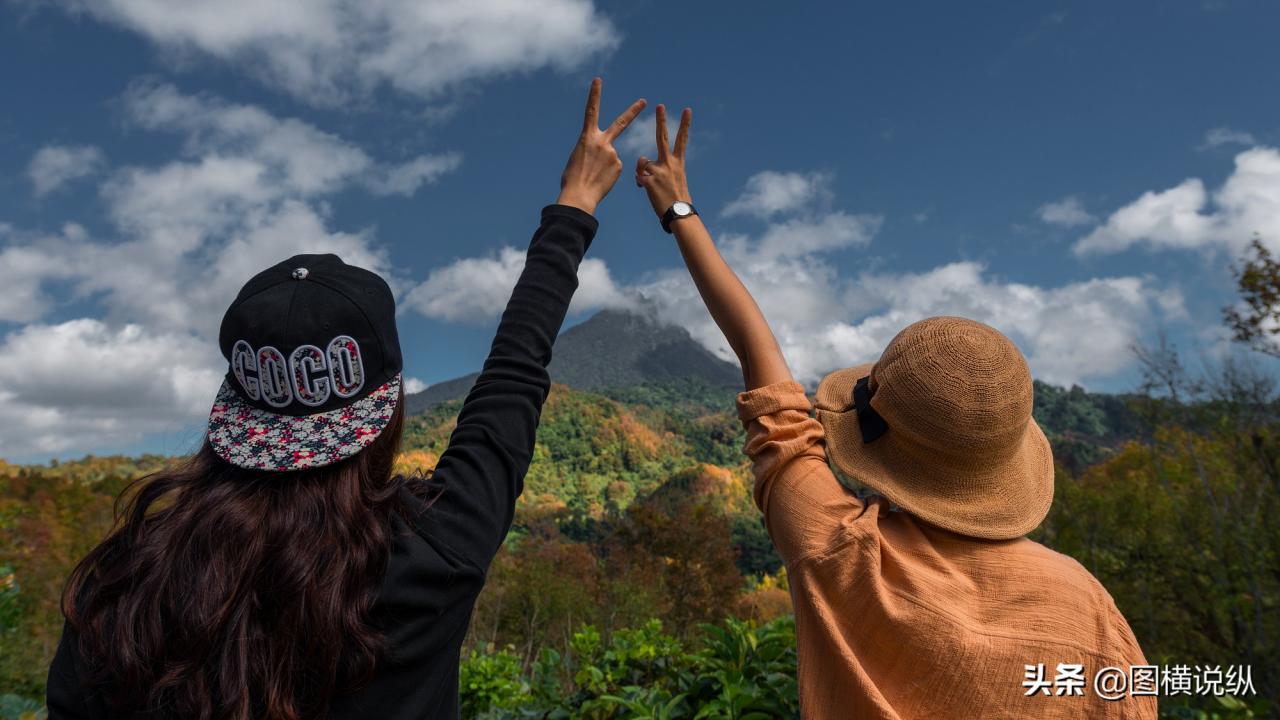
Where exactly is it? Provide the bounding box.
[814,316,1054,540]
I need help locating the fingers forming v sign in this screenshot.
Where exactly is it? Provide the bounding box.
[635,103,693,217]
[585,77,646,143]
[558,78,646,214]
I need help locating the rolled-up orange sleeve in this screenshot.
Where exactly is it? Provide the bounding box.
[737,380,865,564]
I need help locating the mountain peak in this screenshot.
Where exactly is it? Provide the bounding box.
[404,310,741,414]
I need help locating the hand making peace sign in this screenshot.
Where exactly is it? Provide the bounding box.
[557,78,647,215]
[635,103,693,220]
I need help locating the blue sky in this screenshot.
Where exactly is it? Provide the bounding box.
[2,0,1279,462]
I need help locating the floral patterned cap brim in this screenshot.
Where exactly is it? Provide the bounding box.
[207,374,400,472]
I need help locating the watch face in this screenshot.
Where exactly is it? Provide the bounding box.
[672,201,692,216]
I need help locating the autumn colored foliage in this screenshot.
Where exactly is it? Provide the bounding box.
[2,377,1277,718]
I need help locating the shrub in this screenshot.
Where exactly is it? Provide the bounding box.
[459,616,800,719]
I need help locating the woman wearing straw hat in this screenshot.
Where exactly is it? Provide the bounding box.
[635,105,1156,719]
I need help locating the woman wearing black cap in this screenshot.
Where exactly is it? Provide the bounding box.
[45,79,645,720]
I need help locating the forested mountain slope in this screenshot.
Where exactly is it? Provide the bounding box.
[5,330,1271,716]
[405,309,742,414]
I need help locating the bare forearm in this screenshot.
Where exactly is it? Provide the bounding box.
[634,103,793,389]
[672,216,794,389]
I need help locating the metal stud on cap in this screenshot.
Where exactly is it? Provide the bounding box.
[292,267,309,280]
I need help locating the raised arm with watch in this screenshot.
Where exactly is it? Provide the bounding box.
[661,200,698,233]
[633,92,1154,720]
[633,104,792,390]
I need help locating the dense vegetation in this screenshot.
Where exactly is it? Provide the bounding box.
[2,369,1276,718]
[459,617,799,719]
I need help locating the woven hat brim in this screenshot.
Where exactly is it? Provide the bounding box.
[815,364,1054,540]
[207,374,401,472]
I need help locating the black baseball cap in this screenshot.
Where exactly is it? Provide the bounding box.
[206,253,403,471]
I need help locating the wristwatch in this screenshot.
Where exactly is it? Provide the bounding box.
[661,201,698,234]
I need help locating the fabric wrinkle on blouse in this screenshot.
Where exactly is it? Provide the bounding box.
[737,380,1157,720]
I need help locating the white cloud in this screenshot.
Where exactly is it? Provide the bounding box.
[405,246,527,323]
[839,266,1182,387]
[369,153,464,196]
[12,83,434,338]
[616,112,671,159]
[721,170,834,219]
[653,174,1183,386]
[404,247,630,323]
[20,96,409,336]
[120,80,460,199]
[40,0,618,105]
[27,145,105,196]
[1200,126,1257,149]
[721,212,880,261]
[1036,196,1095,227]
[570,257,632,314]
[1074,146,1280,256]
[0,320,222,457]
[634,235,1176,387]
[0,84,447,456]
[403,376,428,394]
[404,171,1175,388]
[0,224,85,323]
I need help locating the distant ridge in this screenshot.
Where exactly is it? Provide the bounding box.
[404,309,742,414]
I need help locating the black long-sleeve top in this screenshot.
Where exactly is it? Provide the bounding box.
[46,204,598,719]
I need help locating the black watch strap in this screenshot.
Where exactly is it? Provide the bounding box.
[661,202,698,234]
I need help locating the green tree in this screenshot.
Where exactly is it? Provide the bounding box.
[1224,235,1280,357]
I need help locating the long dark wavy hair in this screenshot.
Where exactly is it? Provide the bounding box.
[62,389,424,720]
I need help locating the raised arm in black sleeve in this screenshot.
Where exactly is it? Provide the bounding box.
[414,204,597,570]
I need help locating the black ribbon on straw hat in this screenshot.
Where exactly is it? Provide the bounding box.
[853,376,889,443]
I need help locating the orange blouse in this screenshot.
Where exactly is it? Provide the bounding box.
[737,380,1157,719]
